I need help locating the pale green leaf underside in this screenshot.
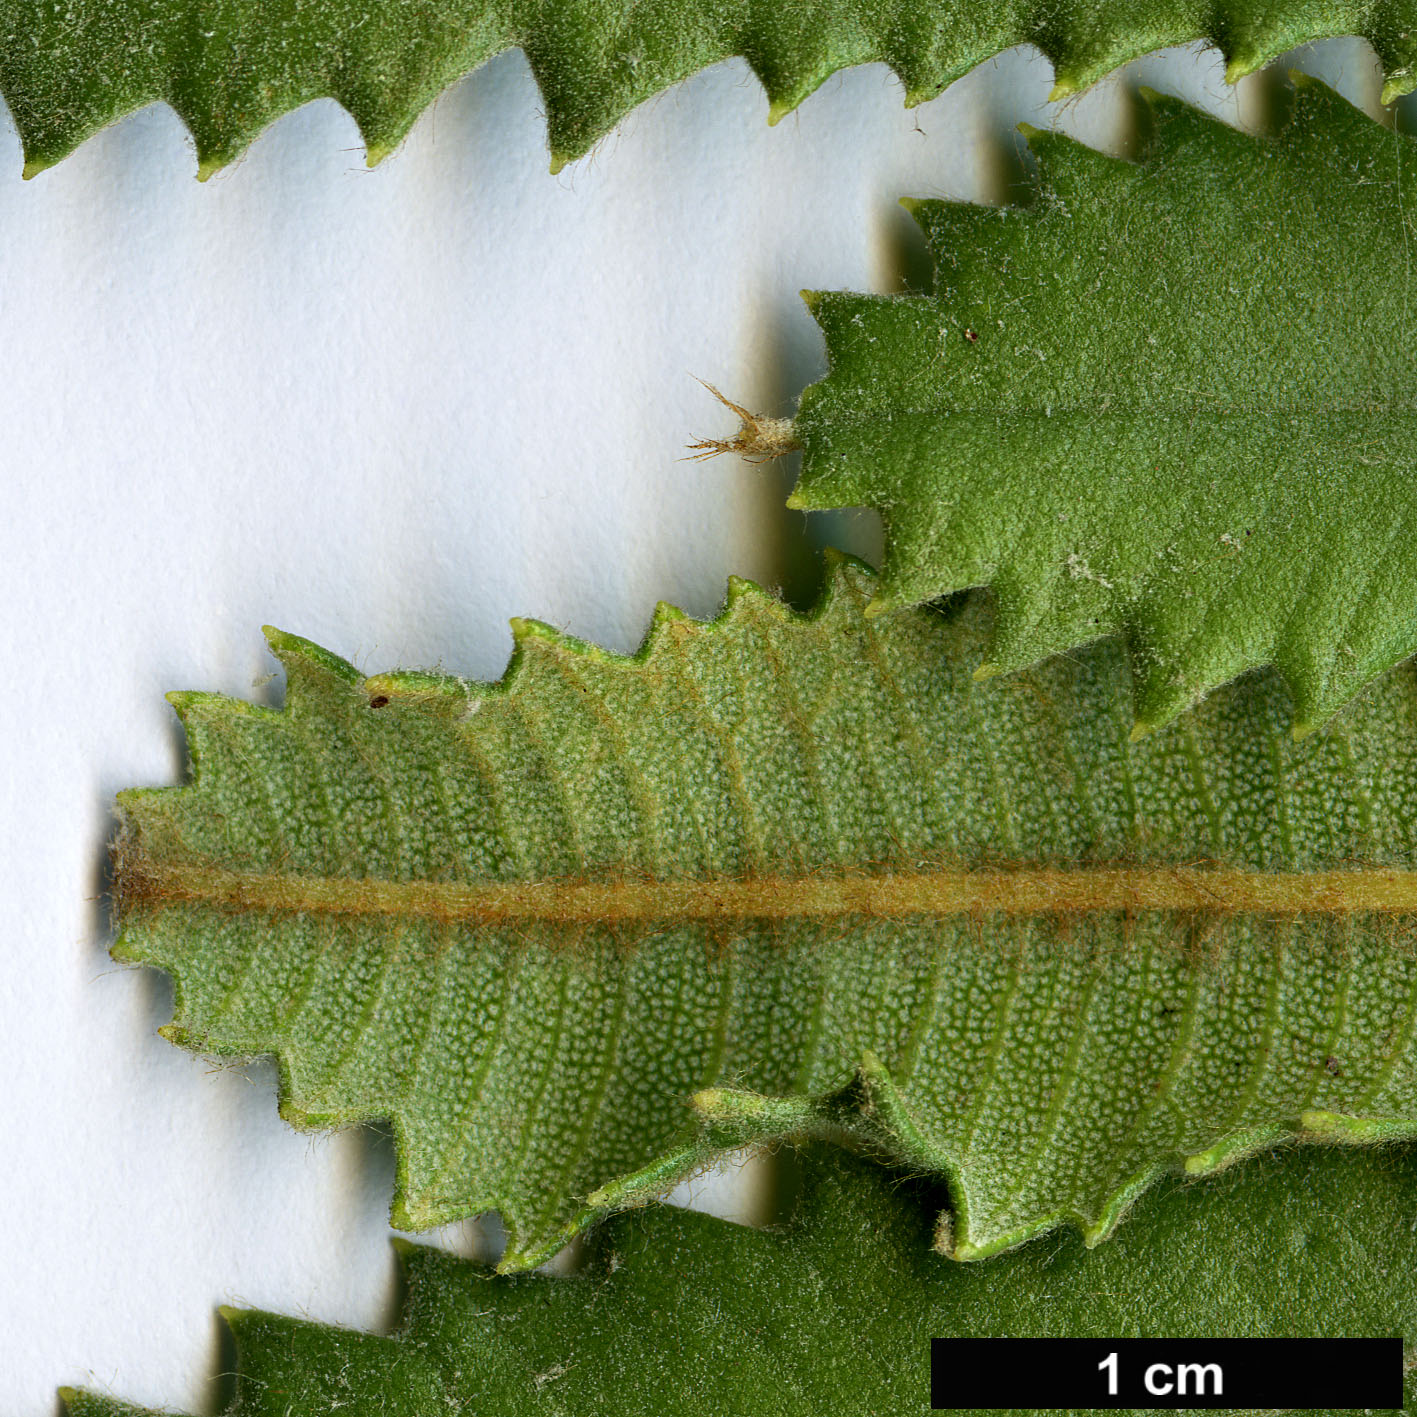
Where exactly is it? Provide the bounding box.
[62,1145,1414,1416]
[790,79,1417,734]
[114,557,1417,1270]
[7,3,1417,177]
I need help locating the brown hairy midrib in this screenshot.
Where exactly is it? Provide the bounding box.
[115,857,1417,925]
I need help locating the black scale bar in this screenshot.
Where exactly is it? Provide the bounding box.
[930,1337,1404,1409]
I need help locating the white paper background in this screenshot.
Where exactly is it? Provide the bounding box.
[0,35,1392,1415]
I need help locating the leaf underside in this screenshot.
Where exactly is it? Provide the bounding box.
[62,1144,1415,1416]
[790,79,1417,734]
[7,4,1417,177]
[114,557,1417,1271]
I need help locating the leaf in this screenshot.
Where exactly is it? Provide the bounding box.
[113,555,1417,1271]
[8,2,1417,178]
[786,78,1417,735]
[60,1143,1416,1416]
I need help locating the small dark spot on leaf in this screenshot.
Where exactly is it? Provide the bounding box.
[369,695,390,709]
[964,328,978,343]
[1324,1055,1341,1076]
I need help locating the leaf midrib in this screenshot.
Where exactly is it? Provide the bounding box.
[120,859,1417,923]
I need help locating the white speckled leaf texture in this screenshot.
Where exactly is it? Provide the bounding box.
[112,557,1417,1271]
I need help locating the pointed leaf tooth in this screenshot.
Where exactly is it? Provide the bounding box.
[950,1210,1061,1263]
[648,598,690,634]
[57,1391,150,1417]
[691,1085,819,1138]
[262,626,364,700]
[723,573,767,607]
[1040,20,1178,99]
[585,1140,710,1212]
[1382,72,1417,106]
[1300,1110,1417,1143]
[977,578,1115,681]
[505,617,587,682]
[1132,83,1218,148]
[1183,1123,1292,1177]
[163,687,223,723]
[1128,671,1222,739]
[388,1234,421,1265]
[156,690,269,786]
[360,669,466,710]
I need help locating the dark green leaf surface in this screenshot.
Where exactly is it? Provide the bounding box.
[790,79,1417,733]
[6,3,1417,176]
[61,1144,1415,1416]
[114,557,1417,1270]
